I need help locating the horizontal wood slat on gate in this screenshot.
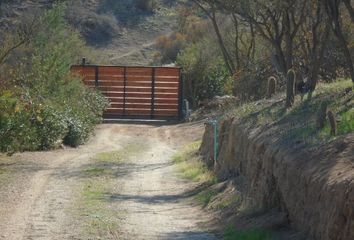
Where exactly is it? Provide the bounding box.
[98,87,178,93]
[105,109,178,115]
[109,103,178,110]
[70,64,182,120]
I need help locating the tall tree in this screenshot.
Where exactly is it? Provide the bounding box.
[299,0,331,92]
[0,14,38,66]
[223,0,307,77]
[324,0,354,83]
[191,0,236,75]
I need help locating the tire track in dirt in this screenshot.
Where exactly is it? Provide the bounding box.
[0,125,126,240]
[112,134,216,239]
[0,123,216,240]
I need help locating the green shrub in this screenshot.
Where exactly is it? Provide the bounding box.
[60,85,108,148]
[0,93,40,152]
[338,108,354,134]
[36,105,68,149]
[224,226,272,240]
[176,41,230,108]
[0,4,108,153]
[64,115,89,147]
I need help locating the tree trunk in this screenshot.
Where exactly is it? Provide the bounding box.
[274,43,288,76]
[232,14,241,69]
[283,11,294,71]
[248,22,256,62]
[308,7,331,92]
[210,12,236,75]
[333,24,354,83]
[325,0,354,83]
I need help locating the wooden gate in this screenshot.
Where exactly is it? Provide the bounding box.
[70,65,183,120]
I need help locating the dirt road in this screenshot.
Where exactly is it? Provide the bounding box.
[0,122,217,240]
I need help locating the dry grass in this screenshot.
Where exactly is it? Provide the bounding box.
[173,141,217,184]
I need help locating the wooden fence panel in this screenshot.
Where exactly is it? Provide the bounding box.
[70,65,182,120]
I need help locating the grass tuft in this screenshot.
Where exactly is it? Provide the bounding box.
[75,144,144,238]
[96,151,124,163]
[0,168,8,175]
[79,179,118,236]
[83,167,115,178]
[224,226,272,240]
[195,190,217,206]
[173,141,217,184]
[216,195,241,210]
[96,145,144,164]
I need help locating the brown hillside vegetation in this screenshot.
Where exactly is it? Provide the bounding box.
[0,0,178,65]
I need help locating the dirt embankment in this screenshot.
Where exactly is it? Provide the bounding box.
[200,118,354,240]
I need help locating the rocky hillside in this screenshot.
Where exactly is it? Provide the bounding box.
[0,0,178,65]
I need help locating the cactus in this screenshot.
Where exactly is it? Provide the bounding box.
[285,69,296,108]
[267,76,277,99]
[316,101,328,129]
[327,110,337,136]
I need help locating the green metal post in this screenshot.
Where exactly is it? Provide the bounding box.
[207,119,218,166]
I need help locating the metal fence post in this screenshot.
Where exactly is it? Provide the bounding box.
[206,119,219,168]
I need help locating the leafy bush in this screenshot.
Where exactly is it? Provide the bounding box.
[176,41,230,108]
[0,4,108,153]
[64,114,88,147]
[224,227,272,240]
[0,92,39,152]
[36,105,68,150]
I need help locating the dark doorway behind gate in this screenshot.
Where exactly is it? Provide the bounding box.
[70,64,183,120]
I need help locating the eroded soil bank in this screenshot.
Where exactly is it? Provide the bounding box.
[200,117,354,240]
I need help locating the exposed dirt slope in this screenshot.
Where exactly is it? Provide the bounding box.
[200,115,354,240]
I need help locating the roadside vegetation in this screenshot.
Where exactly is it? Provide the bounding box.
[218,79,353,145]
[173,141,274,240]
[0,4,108,153]
[173,141,218,207]
[173,141,217,184]
[224,227,272,240]
[154,0,353,144]
[155,1,353,129]
[75,150,125,239]
[74,144,146,238]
